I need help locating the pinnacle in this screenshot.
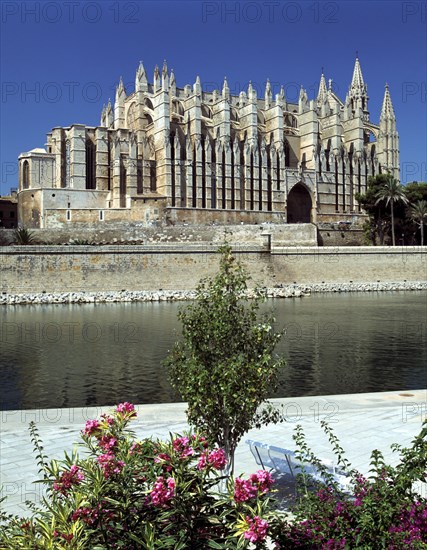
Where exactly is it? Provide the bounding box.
[381,83,395,119]
[351,57,365,90]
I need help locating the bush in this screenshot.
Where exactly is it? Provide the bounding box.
[13,227,37,245]
[0,404,276,549]
[1,409,426,548]
[271,420,427,549]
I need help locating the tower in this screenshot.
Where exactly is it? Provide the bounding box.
[348,57,369,121]
[378,84,400,180]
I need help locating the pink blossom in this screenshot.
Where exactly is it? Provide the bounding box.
[197,453,207,470]
[98,435,117,451]
[250,469,274,493]
[71,507,98,526]
[244,516,269,543]
[234,478,258,502]
[97,453,125,478]
[208,449,227,470]
[234,470,273,502]
[99,414,115,427]
[82,419,101,437]
[198,449,227,470]
[115,402,137,418]
[150,476,176,506]
[155,453,172,472]
[53,465,84,496]
[172,436,194,457]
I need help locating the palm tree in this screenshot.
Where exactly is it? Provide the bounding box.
[375,176,409,246]
[409,200,427,246]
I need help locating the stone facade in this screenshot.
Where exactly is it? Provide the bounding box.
[17,58,399,229]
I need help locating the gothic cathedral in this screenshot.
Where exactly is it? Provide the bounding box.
[18,58,399,228]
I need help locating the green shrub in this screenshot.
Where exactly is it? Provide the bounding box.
[0,404,276,549]
[13,227,37,245]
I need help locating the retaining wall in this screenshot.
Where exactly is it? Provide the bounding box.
[0,245,425,294]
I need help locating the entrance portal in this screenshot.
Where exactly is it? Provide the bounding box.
[287,184,312,223]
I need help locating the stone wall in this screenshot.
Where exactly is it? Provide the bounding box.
[0,245,425,295]
[318,228,366,246]
[1,223,317,246]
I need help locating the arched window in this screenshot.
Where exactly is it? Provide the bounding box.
[284,139,290,168]
[22,160,30,189]
[64,140,71,187]
[85,138,96,189]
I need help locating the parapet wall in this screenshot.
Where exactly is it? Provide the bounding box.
[0,245,425,295]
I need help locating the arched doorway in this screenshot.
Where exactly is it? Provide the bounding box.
[287,183,312,223]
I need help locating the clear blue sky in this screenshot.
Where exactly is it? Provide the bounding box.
[1,0,426,195]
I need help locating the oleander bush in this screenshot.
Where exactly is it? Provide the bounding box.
[0,403,276,549]
[0,408,426,549]
[271,420,427,549]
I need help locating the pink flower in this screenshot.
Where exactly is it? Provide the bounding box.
[155,453,172,472]
[72,507,98,526]
[234,478,258,502]
[115,402,137,418]
[98,435,117,451]
[53,465,84,496]
[99,414,115,428]
[198,449,227,470]
[234,470,273,502]
[250,470,274,493]
[172,436,194,458]
[244,516,269,543]
[150,476,176,507]
[208,449,227,469]
[97,453,125,478]
[82,419,101,437]
[197,453,207,470]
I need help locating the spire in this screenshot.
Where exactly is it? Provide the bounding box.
[348,56,369,120]
[100,104,106,125]
[298,86,309,114]
[106,99,113,127]
[265,78,272,108]
[317,71,328,103]
[116,76,125,99]
[248,81,256,103]
[135,61,147,92]
[276,85,285,107]
[170,69,175,87]
[222,76,229,99]
[153,65,160,92]
[193,75,201,95]
[350,57,365,90]
[162,60,169,90]
[381,83,396,119]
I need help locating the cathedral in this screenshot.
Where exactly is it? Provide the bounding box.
[18,58,399,228]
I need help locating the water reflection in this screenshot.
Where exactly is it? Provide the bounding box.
[0,292,426,409]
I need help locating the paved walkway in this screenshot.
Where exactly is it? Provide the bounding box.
[1,390,426,516]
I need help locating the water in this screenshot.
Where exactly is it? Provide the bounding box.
[0,292,426,410]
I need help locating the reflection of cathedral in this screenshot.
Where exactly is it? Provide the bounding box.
[18,58,399,228]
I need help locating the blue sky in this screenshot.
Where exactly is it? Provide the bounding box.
[1,0,426,195]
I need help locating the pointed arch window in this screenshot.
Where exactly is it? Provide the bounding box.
[22,160,30,189]
[85,137,96,189]
[64,140,71,187]
[284,139,290,168]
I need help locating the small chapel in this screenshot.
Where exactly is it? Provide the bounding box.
[18,58,399,228]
